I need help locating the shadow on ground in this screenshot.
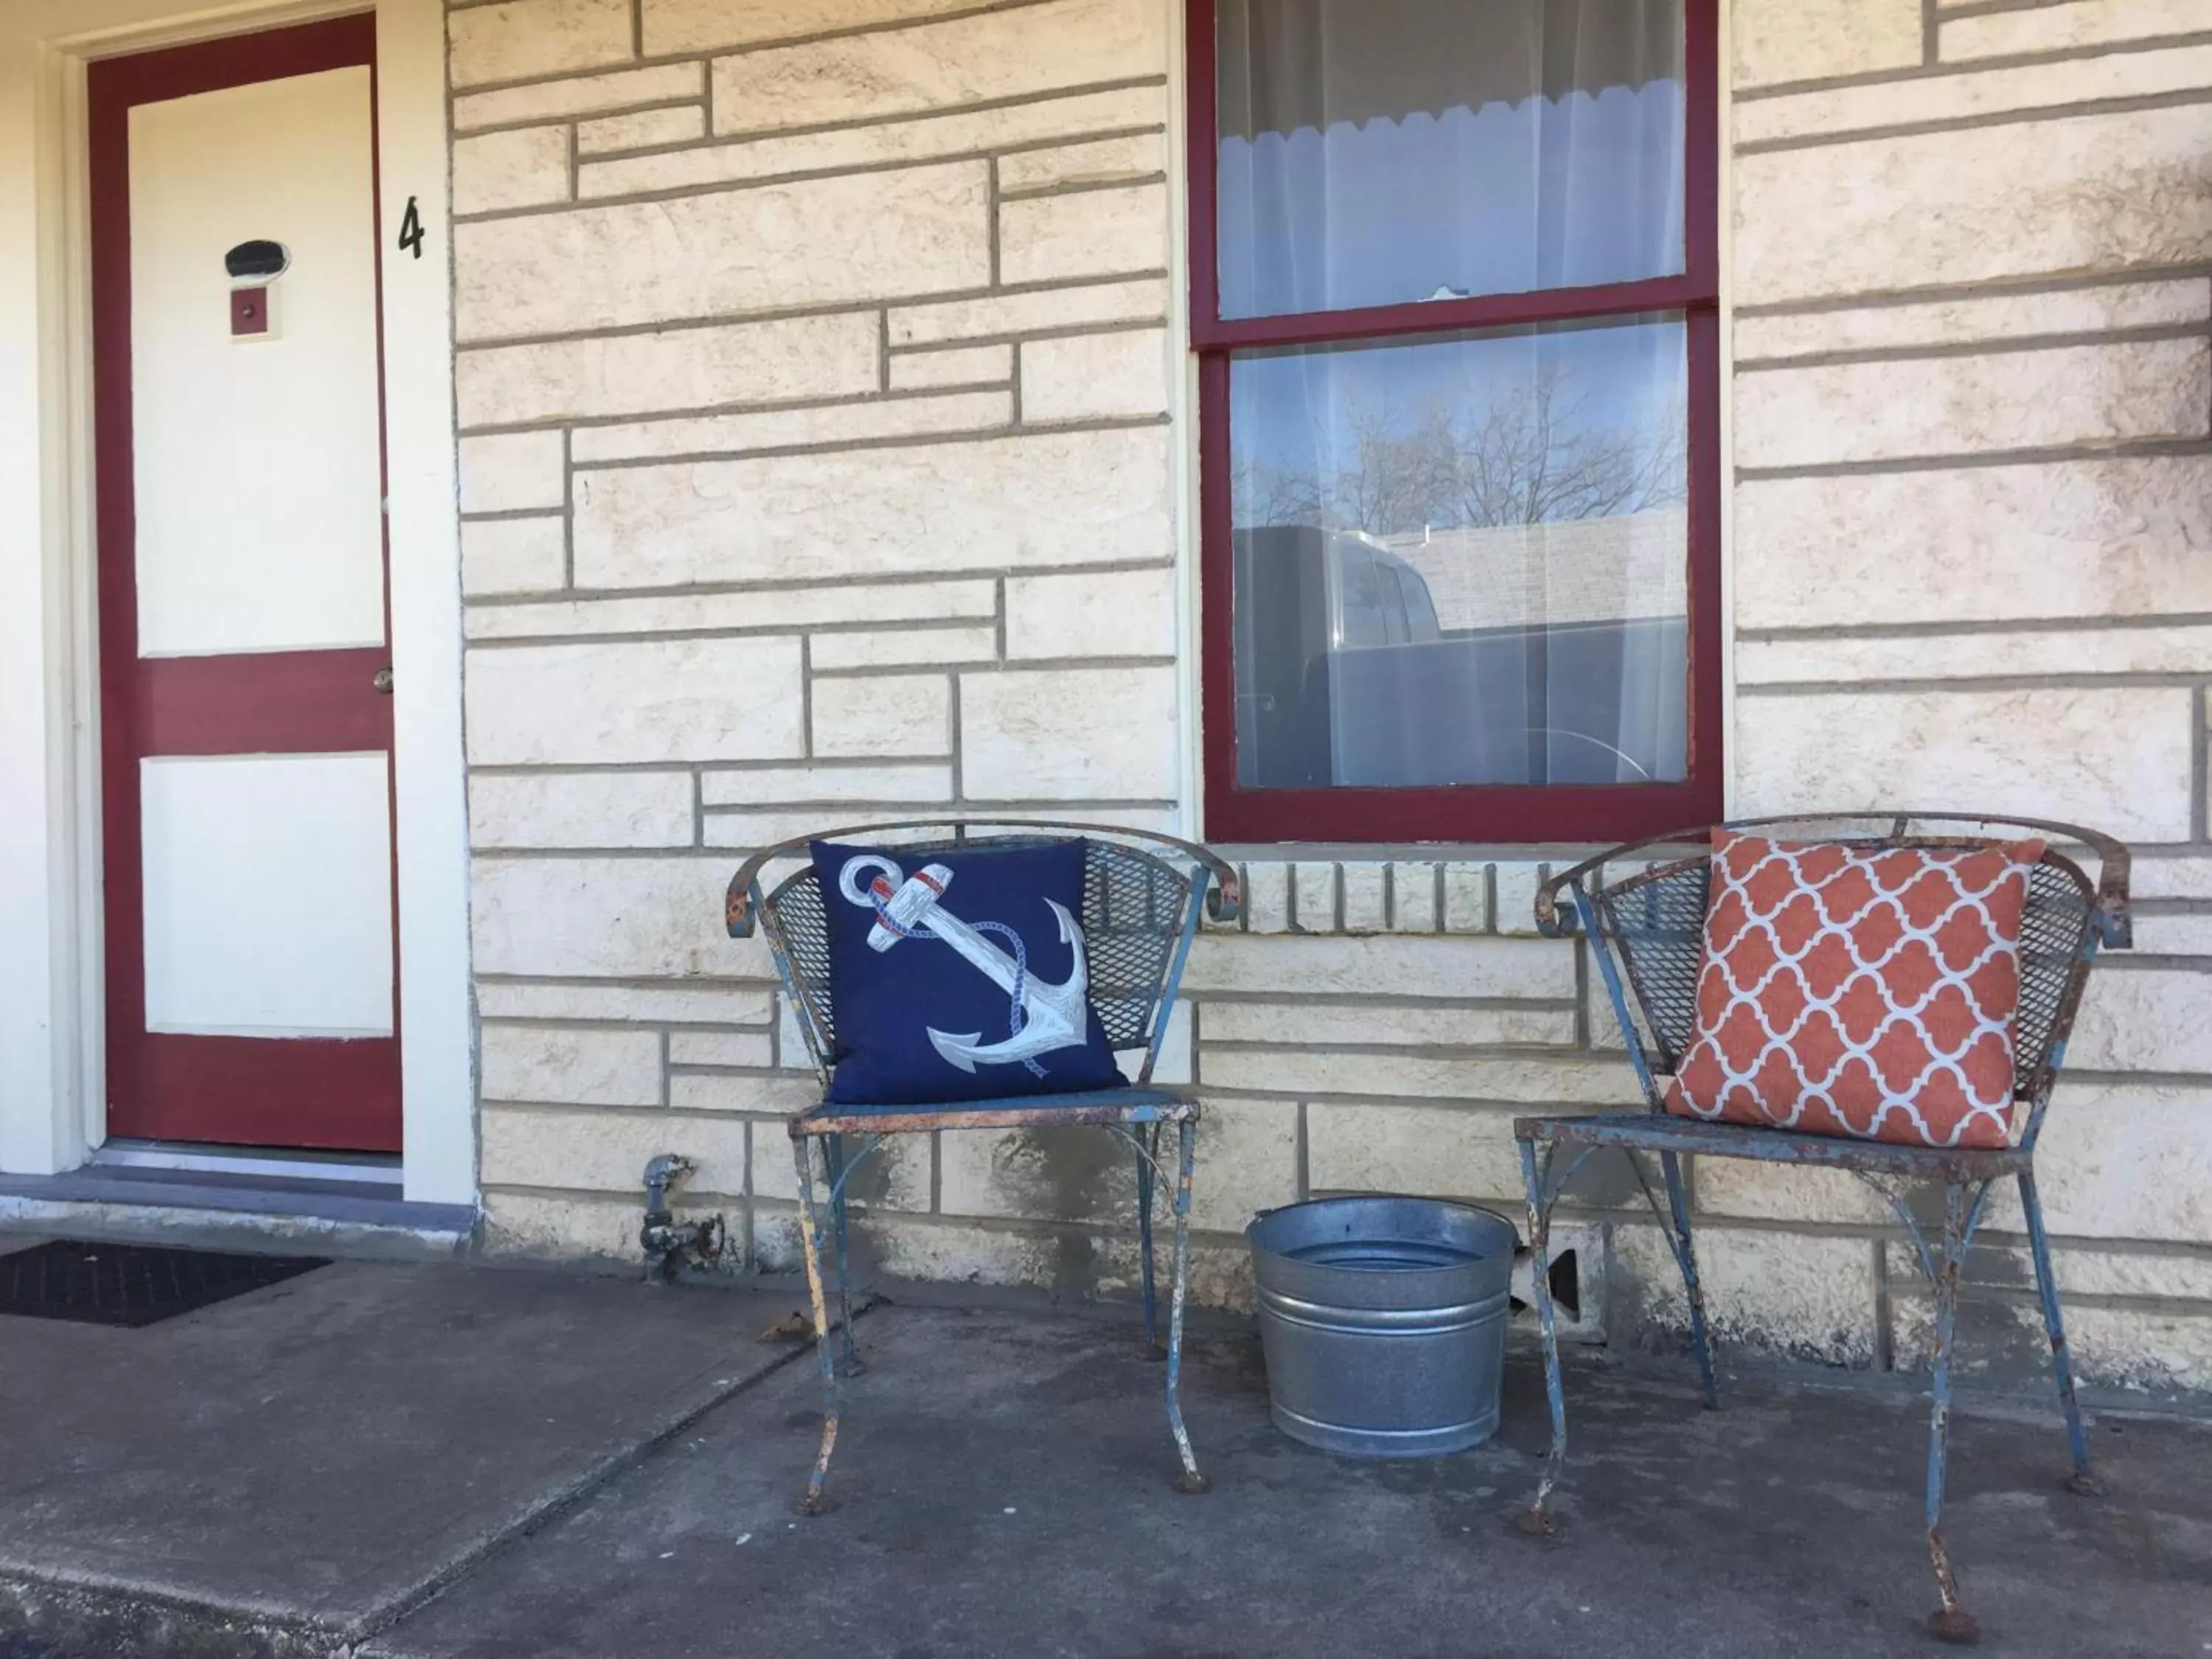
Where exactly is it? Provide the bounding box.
[2,1257,2208,1659]
[370,1301,2212,1659]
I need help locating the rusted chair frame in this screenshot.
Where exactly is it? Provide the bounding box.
[1514,813,2130,1646]
[727,818,1239,1514]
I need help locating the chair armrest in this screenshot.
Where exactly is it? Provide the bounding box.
[724,818,1244,938]
[726,865,764,939]
[1534,869,1580,939]
[1532,815,2134,949]
[2076,828,2132,950]
[1203,862,1242,926]
[1535,830,1709,938]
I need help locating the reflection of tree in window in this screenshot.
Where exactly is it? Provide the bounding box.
[1226,324,1693,790]
[1235,353,1686,538]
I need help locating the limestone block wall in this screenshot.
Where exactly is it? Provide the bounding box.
[1722,0,2212,1393]
[445,0,2212,1394]
[447,0,1192,1281]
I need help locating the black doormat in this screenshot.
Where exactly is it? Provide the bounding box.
[0,1239,327,1328]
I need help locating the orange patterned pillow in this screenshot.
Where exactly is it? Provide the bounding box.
[1663,832,2045,1150]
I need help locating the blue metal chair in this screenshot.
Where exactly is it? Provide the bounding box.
[726,819,1239,1516]
[1514,813,2130,1646]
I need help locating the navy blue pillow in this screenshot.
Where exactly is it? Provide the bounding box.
[810,838,1127,1106]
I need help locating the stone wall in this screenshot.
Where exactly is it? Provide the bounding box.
[448,0,1192,1287]
[447,0,2212,1393]
[1723,0,2212,1392]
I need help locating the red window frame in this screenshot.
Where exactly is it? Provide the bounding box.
[1188,0,1722,844]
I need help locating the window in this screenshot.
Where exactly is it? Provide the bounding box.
[1191,0,1720,843]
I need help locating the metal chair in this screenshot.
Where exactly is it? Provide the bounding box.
[726,819,1239,1516]
[1514,813,2131,1646]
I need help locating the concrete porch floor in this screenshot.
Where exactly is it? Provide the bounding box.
[1,1244,2208,1659]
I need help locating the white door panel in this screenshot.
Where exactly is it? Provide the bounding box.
[140,752,395,1037]
[129,66,386,658]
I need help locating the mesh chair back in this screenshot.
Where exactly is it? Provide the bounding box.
[2014,858,2096,1097]
[757,832,1200,1068]
[1585,818,2109,1110]
[1590,855,1708,1077]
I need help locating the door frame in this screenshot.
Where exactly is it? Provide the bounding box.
[0,0,475,1203]
[93,13,403,1153]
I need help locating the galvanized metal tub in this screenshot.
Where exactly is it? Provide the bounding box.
[1246,1195,1517,1458]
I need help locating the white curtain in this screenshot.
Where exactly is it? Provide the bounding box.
[1215,0,1686,319]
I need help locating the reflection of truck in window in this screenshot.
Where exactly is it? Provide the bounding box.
[1232,523,1686,792]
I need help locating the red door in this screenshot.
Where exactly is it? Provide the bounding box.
[91,17,402,1152]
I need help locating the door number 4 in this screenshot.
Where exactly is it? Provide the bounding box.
[397,196,425,260]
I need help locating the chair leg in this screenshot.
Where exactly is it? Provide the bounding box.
[2019,1168,2093,1494]
[822,1132,862,1377]
[1660,1150,1719,1410]
[1164,1116,1209,1494]
[790,1135,842,1516]
[1926,1183,1979,1646]
[1136,1123,1162,1359]
[1517,1138,1568,1537]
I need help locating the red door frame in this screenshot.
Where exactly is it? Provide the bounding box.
[1187,0,1725,845]
[90,13,403,1152]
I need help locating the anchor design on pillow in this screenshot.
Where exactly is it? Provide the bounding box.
[836,853,1091,1075]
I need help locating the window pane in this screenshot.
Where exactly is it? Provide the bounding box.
[1229,317,1688,790]
[1215,0,1686,319]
